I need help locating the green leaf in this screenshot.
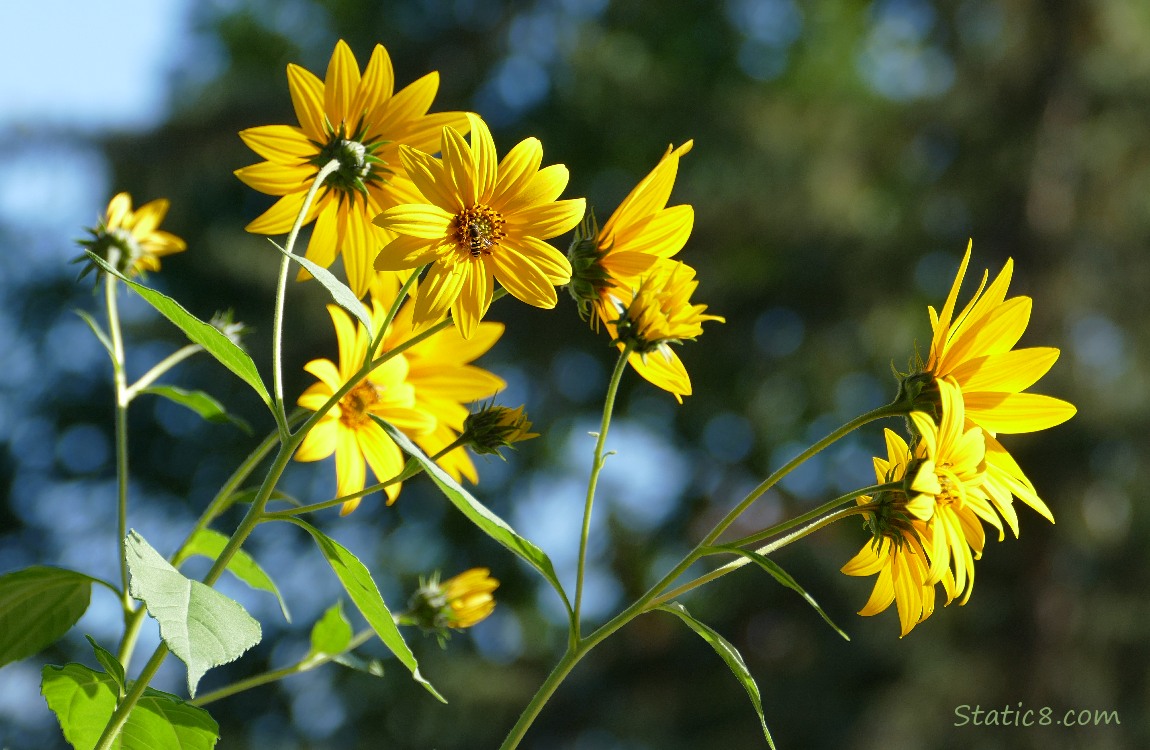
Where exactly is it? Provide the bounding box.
[288,519,444,702]
[141,385,252,434]
[177,528,290,622]
[268,238,374,332]
[125,530,262,697]
[332,652,386,677]
[379,420,573,619]
[309,602,352,657]
[74,309,114,359]
[0,566,94,668]
[85,251,271,409]
[84,636,125,697]
[659,601,775,749]
[41,662,219,750]
[704,545,850,641]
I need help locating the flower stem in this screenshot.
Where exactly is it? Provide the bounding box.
[725,481,901,549]
[272,159,340,436]
[104,270,134,623]
[122,343,203,401]
[573,344,633,641]
[94,644,169,750]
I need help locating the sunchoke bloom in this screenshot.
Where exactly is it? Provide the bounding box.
[295,302,435,514]
[375,281,507,483]
[905,241,1076,537]
[236,40,469,297]
[407,568,499,634]
[79,192,185,276]
[373,114,585,338]
[567,141,694,324]
[607,259,724,402]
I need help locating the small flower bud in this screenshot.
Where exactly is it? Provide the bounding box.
[462,404,539,457]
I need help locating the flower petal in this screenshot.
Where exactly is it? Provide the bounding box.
[398,146,461,213]
[505,198,586,240]
[374,234,444,271]
[500,164,570,214]
[350,43,394,128]
[325,40,361,132]
[335,426,367,504]
[234,162,314,196]
[414,262,467,325]
[491,137,543,208]
[948,347,1060,395]
[294,418,337,462]
[467,114,498,202]
[239,125,315,164]
[375,203,454,239]
[502,234,572,284]
[246,193,317,235]
[962,392,1078,434]
[452,259,493,339]
[287,63,327,142]
[488,248,558,309]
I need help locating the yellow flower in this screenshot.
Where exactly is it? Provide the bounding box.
[236,40,468,297]
[372,114,585,338]
[842,532,935,638]
[606,259,723,402]
[441,568,499,628]
[567,141,694,324]
[376,281,506,484]
[914,240,1076,536]
[80,192,185,276]
[295,301,436,514]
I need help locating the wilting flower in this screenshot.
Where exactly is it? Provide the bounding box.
[905,241,1076,537]
[606,259,723,402]
[373,114,585,338]
[462,403,539,457]
[78,192,185,277]
[567,141,694,323]
[236,40,469,297]
[295,302,435,514]
[375,280,506,483]
[407,568,499,636]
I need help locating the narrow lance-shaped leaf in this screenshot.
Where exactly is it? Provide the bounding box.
[85,635,126,697]
[0,566,100,669]
[176,527,290,622]
[42,662,219,750]
[85,251,271,409]
[125,530,262,697]
[703,545,850,641]
[288,519,443,701]
[659,601,775,749]
[141,385,252,433]
[268,238,373,331]
[74,309,114,359]
[379,420,573,619]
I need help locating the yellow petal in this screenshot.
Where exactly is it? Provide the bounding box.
[962,392,1077,434]
[325,40,361,131]
[369,71,441,137]
[341,204,385,299]
[611,204,694,259]
[502,234,572,284]
[442,125,477,207]
[842,541,885,577]
[245,193,315,235]
[349,43,394,127]
[239,125,315,164]
[335,426,367,500]
[500,164,569,214]
[287,63,327,142]
[398,146,461,213]
[491,137,543,208]
[452,260,492,339]
[294,418,337,462]
[106,193,132,229]
[468,113,498,201]
[390,110,472,155]
[374,234,443,271]
[942,296,1032,373]
[948,347,1060,395]
[488,248,558,309]
[414,262,467,325]
[297,199,341,278]
[628,348,692,401]
[601,142,690,241]
[375,203,454,239]
[506,198,586,240]
[234,162,313,195]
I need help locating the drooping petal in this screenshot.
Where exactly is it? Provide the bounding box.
[452,259,492,339]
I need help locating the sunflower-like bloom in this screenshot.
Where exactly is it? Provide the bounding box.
[567,141,694,323]
[295,302,436,514]
[407,568,499,634]
[375,280,507,483]
[236,40,469,297]
[607,259,723,402]
[79,192,185,276]
[372,114,586,338]
[908,241,1076,537]
[842,531,935,638]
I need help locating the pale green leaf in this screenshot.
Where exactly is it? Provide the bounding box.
[379,420,572,620]
[85,636,125,697]
[659,601,774,749]
[309,602,352,657]
[41,662,219,750]
[289,519,444,702]
[269,238,373,331]
[74,309,114,359]
[0,566,94,668]
[141,386,252,434]
[125,530,262,697]
[704,545,850,641]
[332,652,386,677]
[177,528,290,622]
[85,251,271,408]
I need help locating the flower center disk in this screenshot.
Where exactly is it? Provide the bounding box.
[454,205,505,259]
[340,380,381,428]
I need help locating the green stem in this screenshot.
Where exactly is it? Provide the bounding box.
[498,647,583,750]
[701,401,907,547]
[725,481,901,549]
[191,628,375,707]
[122,344,203,401]
[272,159,340,435]
[105,270,133,622]
[572,344,633,641]
[94,644,169,750]
[363,267,424,366]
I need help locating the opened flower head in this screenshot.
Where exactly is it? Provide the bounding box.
[236,40,469,297]
[373,114,586,338]
[79,192,185,277]
[607,259,724,402]
[905,240,1075,537]
[842,530,936,638]
[567,141,694,324]
[295,301,436,514]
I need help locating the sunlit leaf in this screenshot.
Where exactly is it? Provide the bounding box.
[288,519,444,702]
[177,528,290,622]
[659,601,774,749]
[41,662,219,750]
[85,251,271,409]
[379,420,572,620]
[269,238,373,331]
[308,601,352,657]
[703,545,849,641]
[85,635,125,697]
[125,530,262,697]
[0,567,95,668]
[141,385,251,433]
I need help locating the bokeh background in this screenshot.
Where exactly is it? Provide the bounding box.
[0,0,1145,748]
